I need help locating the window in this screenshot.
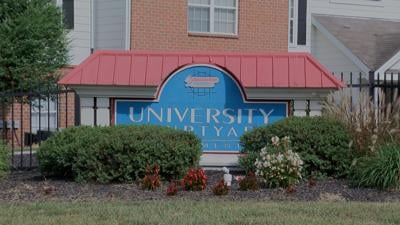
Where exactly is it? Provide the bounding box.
[62,0,74,29]
[188,0,238,35]
[297,0,307,45]
[288,0,307,47]
[31,97,58,133]
[289,0,295,45]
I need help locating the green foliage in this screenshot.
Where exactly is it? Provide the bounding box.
[0,0,68,92]
[0,141,9,180]
[239,117,354,178]
[37,126,202,183]
[350,142,400,190]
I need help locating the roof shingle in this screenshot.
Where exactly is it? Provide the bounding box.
[314,15,400,71]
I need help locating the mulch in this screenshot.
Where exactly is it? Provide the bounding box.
[1,170,400,202]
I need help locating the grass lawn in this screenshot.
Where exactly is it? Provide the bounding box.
[1,200,399,225]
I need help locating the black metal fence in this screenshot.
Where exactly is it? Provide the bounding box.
[0,86,77,169]
[335,72,400,104]
[1,72,399,170]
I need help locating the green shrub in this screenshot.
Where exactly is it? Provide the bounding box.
[0,141,9,180]
[38,125,202,183]
[239,116,354,178]
[350,142,400,190]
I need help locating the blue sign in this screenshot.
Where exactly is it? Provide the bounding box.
[115,65,287,153]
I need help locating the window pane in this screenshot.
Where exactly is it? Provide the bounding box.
[215,0,236,7]
[31,97,58,133]
[297,0,307,45]
[188,7,210,32]
[290,0,294,18]
[214,8,235,34]
[63,0,74,29]
[289,20,294,44]
[189,0,210,5]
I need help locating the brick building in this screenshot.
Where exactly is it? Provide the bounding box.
[131,0,288,52]
[2,1,345,166]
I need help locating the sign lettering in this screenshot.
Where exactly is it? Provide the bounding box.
[116,66,287,152]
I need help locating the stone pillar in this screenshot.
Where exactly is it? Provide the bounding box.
[293,100,307,117]
[309,100,322,117]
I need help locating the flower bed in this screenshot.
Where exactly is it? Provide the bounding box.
[1,170,400,202]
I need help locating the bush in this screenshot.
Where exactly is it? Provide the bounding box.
[37,125,202,183]
[182,168,207,191]
[212,180,229,196]
[350,142,400,190]
[166,182,179,196]
[239,116,353,178]
[141,165,161,191]
[255,136,303,188]
[0,141,9,180]
[238,172,259,191]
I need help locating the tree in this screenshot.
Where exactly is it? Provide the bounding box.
[0,0,69,93]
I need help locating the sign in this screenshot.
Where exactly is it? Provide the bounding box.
[115,65,287,153]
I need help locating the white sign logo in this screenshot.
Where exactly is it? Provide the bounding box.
[185,75,219,88]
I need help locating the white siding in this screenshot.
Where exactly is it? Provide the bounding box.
[65,0,129,65]
[94,0,128,50]
[390,61,400,71]
[311,27,362,76]
[68,0,91,66]
[290,0,400,53]
[310,0,400,20]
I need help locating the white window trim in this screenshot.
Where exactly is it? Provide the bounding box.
[125,0,131,50]
[188,0,239,36]
[288,0,298,47]
[330,0,384,7]
[55,0,62,6]
[31,98,58,132]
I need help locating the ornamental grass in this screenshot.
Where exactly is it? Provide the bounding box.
[322,90,400,156]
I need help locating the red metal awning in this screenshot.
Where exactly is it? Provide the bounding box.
[59,51,344,89]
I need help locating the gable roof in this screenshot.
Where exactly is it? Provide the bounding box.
[313,14,400,71]
[59,50,344,89]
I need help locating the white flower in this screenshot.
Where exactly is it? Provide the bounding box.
[271,136,280,146]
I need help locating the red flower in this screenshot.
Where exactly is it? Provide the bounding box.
[183,168,208,191]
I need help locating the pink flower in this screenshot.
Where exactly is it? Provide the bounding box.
[234,176,244,181]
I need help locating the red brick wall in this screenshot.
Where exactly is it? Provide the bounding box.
[132,0,288,52]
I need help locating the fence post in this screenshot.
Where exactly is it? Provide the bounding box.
[369,71,375,101]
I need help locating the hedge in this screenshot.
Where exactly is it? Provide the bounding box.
[239,116,354,178]
[37,125,202,183]
[0,141,9,180]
